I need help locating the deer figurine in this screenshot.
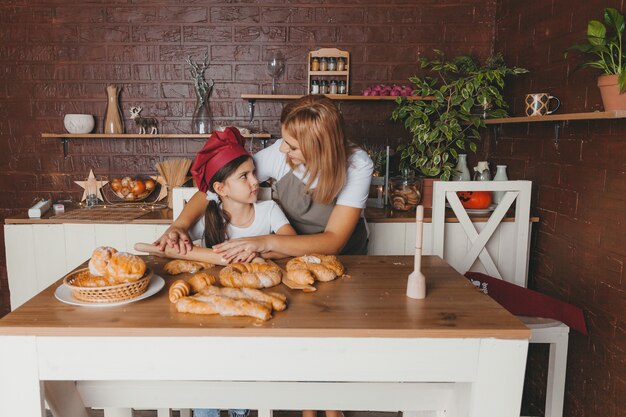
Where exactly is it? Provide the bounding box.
[129,106,158,134]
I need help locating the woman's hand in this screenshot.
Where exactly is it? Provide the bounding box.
[213,235,272,263]
[154,226,193,254]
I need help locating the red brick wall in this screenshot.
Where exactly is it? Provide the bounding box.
[494,1,625,415]
[0,1,496,315]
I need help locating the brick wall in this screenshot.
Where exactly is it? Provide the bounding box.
[494,0,625,415]
[0,0,496,316]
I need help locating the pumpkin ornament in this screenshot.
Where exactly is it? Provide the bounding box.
[457,191,492,209]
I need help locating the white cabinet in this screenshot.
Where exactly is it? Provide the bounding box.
[367,221,532,284]
[4,223,169,310]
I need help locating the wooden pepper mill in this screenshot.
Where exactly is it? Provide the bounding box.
[104,84,124,134]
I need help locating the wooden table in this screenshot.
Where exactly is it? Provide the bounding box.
[0,256,530,417]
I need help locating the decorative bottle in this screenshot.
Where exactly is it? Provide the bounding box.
[492,165,508,203]
[451,154,471,181]
[473,161,491,181]
[104,84,124,134]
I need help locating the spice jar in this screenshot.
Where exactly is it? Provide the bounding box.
[310,79,320,94]
[337,57,346,71]
[319,57,328,71]
[328,57,337,71]
[311,57,320,71]
[319,79,328,94]
[329,80,338,94]
[338,80,347,94]
[389,172,421,211]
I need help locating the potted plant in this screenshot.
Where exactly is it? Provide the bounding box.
[565,7,626,111]
[391,51,527,185]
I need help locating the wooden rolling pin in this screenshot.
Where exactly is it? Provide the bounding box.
[134,242,228,266]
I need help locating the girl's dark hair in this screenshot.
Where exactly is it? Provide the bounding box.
[203,154,252,248]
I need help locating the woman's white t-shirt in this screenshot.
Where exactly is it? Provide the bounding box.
[253,140,373,209]
[198,200,290,247]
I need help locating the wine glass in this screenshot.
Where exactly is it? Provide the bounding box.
[267,51,285,94]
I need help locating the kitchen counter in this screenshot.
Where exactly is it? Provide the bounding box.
[5,204,539,224]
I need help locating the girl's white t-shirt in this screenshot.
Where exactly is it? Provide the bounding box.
[253,140,374,209]
[198,200,290,247]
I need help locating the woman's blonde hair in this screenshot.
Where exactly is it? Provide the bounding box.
[280,95,354,204]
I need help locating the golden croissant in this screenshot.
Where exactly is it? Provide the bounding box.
[164,259,213,275]
[176,293,271,321]
[286,254,345,285]
[188,272,217,293]
[168,279,191,303]
[198,286,287,311]
[219,262,282,289]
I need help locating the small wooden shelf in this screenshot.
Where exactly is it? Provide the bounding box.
[484,110,626,124]
[42,132,271,159]
[309,70,349,76]
[241,94,431,101]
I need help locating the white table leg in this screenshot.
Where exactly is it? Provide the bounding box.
[258,410,274,417]
[0,336,45,417]
[44,381,89,417]
[467,339,528,417]
[179,409,192,417]
[157,409,173,417]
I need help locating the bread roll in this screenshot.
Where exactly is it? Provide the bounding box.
[106,252,146,283]
[188,272,217,293]
[88,246,117,276]
[164,259,213,275]
[219,262,282,289]
[286,254,345,284]
[176,293,271,321]
[198,286,287,311]
[72,270,116,287]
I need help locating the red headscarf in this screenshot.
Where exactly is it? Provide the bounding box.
[191,127,249,193]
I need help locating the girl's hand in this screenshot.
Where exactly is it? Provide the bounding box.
[154,226,193,254]
[233,250,259,264]
[213,236,271,263]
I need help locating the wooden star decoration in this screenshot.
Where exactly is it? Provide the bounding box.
[74,169,108,202]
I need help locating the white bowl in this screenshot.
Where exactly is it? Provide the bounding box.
[64,114,95,134]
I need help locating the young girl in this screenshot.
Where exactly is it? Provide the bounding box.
[189,127,296,417]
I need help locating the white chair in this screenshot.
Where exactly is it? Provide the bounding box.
[431,180,569,417]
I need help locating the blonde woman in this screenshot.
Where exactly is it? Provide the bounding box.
[156,95,373,261]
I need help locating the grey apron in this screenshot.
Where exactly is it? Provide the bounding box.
[274,171,368,255]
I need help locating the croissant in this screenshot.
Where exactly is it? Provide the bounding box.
[164,259,213,275]
[286,255,345,285]
[198,286,287,311]
[176,293,271,321]
[188,272,217,293]
[219,262,282,289]
[169,279,191,303]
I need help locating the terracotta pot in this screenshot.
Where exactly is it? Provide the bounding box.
[420,178,438,208]
[597,74,626,111]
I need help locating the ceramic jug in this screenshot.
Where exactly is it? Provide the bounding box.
[452,154,471,181]
[473,161,491,181]
[492,165,508,203]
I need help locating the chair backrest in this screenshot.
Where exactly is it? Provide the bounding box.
[431,180,532,288]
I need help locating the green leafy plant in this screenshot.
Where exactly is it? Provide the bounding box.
[565,8,626,92]
[391,51,527,180]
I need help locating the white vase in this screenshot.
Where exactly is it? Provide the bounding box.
[492,165,508,203]
[452,154,471,181]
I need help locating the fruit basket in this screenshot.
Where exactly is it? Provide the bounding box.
[102,176,161,204]
[63,267,153,303]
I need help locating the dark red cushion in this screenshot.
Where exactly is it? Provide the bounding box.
[464,272,588,335]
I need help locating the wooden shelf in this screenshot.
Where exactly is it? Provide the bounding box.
[484,110,626,124]
[309,70,349,76]
[241,94,431,101]
[42,132,271,159]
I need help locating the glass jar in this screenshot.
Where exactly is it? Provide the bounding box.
[310,79,319,94]
[328,57,337,71]
[329,80,338,94]
[311,57,320,71]
[389,174,421,211]
[319,79,328,94]
[338,80,347,94]
[337,57,346,71]
[319,57,328,71]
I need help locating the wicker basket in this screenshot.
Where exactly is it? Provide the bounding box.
[63,268,153,303]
